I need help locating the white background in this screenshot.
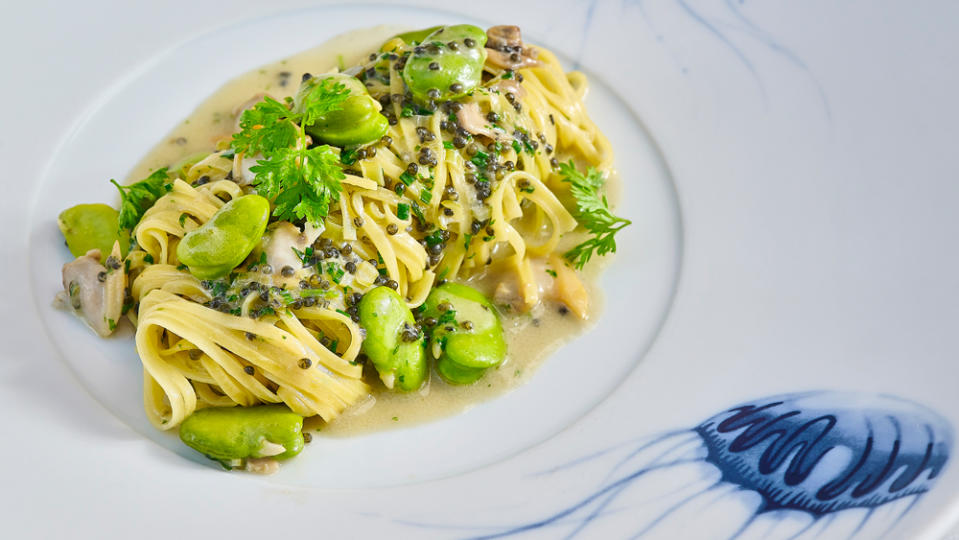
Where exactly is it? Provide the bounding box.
[3,1,959,538]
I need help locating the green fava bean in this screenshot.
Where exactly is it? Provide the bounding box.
[424,282,506,370]
[358,286,428,391]
[176,194,269,279]
[391,26,442,46]
[436,355,486,385]
[402,24,488,104]
[292,73,388,147]
[58,203,129,260]
[179,405,305,465]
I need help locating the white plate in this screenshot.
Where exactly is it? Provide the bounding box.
[4,1,959,538]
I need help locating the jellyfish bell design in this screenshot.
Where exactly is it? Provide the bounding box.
[696,392,951,516]
[452,391,952,540]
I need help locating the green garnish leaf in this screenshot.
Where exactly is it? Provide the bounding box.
[230,97,298,156]
[250,145,345,225]
[559,161,631,270]
[231,80,352,226]
[111,168,171,231]
[298,79,350,127]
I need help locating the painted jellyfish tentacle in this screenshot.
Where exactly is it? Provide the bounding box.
[398,391,951,539]
[696,392,951,516]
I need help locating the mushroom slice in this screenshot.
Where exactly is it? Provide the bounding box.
[490,79,526,100]
[260,221,323,275]
[456,102,507,141]
[484,25,541,70]
[60,242,126,337]
[486,25,523,51]
[485,48,541,70]
[548,254,589,320]
[491,255,589,319]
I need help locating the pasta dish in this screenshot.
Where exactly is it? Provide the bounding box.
[55,24,629,473]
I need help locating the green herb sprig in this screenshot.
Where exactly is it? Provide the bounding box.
[231,79,351,225]
[110,168,171,231]
[559,161,631,269]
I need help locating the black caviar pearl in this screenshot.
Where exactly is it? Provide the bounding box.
[464,38,476,48]
[428,62,440,70]
[387,223,398,235]
[449,82,463,93]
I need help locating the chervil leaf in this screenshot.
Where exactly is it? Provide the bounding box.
[299,79,351,127]
[250,145,344,225]
[110,168,171,231]
[559,161,631,269]
[231,97,298,156]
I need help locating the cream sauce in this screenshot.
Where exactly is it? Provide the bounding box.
[126,26,619,436]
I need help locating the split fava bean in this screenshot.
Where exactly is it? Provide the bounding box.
[58,203,129,261]
[436,355,486,385]
[423,282,506,384]
[178,405,305,467]
[292,73,388,146]
[358,286,428,391]
[400,25,487,104]
[391,26,443,46]
[176,194,269,279]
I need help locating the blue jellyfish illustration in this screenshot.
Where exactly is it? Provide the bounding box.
[440,391,952,539]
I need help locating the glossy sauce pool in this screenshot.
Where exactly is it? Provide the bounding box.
[126,25,618,436]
